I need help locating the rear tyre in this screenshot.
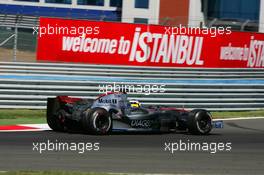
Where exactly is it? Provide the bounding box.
[187,109,212,135]
[82,108,112,135]
[47,109,66,132]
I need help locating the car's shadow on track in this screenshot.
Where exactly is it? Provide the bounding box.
[44,130,223,136]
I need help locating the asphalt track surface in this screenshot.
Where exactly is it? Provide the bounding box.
[0,119,264,175]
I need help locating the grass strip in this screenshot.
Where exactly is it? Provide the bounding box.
[0,109,46,125]
[212,110,264,119]
[0,171,122,175]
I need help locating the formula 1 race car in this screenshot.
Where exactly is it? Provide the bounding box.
[47,92,223,135]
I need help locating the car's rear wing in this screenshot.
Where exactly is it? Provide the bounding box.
[47,98,61,119]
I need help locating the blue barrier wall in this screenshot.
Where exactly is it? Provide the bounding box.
[0,4,120,21]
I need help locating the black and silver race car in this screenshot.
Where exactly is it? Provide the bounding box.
[47,92,223,135]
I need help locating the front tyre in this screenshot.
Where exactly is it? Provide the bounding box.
[187,109,212,135]
[82,108,112,135]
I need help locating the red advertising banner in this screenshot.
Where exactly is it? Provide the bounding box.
[37,17,264,68]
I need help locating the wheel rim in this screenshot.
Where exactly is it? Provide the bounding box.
[196,112,212,133]
[93,111,111,133]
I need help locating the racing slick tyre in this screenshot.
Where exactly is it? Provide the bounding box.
[82,108,112,135]
[187,109,212,135]
[47,109,66,132]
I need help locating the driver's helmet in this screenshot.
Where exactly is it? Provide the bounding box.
[129,99,141,108]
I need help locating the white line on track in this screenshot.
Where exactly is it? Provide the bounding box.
[19,124,51,130]
[213,116,264,121]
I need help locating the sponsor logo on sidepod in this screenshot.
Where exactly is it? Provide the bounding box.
[131,120,152,128]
